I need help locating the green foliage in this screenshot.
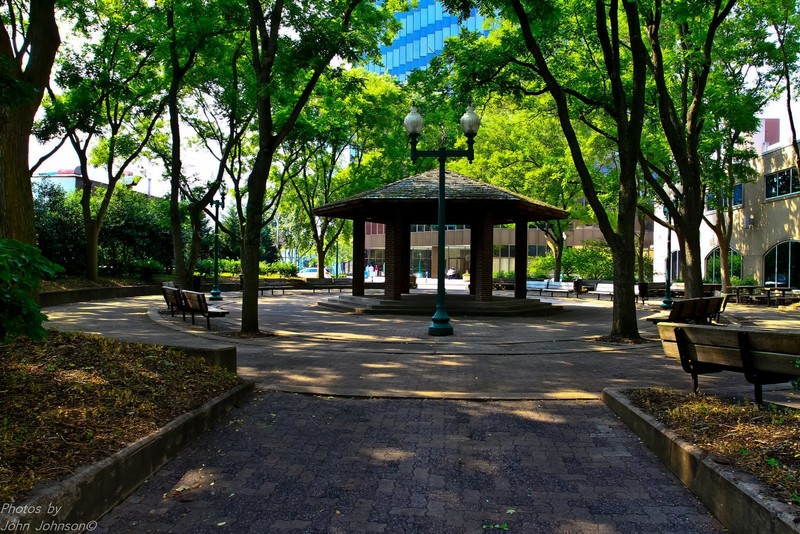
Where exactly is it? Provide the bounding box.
[730,275,759,286]
[564,242,615,280]
[195,259,213,278]
[263,261,298,278]
[528,256,554,279]
[492,271,514,279]
[0,240,64,341]
[219,258,242,275]
[131,258,165,280]
[33,180,86,275]
[99,188,173,276]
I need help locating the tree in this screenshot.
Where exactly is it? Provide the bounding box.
[238,0,400,333]
[280,69,406,277]
[156,0,249,289]
[0,0,61,244]
[448,98,598,281]
[37,0,167,280]
[766,0,800,174]
[32,179,85,274]
[442,0,649,339]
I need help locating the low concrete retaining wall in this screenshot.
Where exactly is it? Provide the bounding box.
[0,380,255,532]
[603,388,800,534]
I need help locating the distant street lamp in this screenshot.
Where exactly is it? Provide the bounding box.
[209,189,226,302]
[661,205,673,310]
[404,104,481,336]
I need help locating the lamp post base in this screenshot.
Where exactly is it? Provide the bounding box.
[428,308,453,336]
[660,294,672,309]
[209,288,223,301]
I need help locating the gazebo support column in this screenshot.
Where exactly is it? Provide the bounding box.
[474,213,493,302]
[353,217,365,296]
[402,223,411,293]
[469,225,479,296]
[384,213,403,300]
[515,218,528,299]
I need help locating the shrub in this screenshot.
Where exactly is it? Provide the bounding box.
[493,270,514,279]
[565,242,614,280]
[131,258,164,280]
[266,261,298,278]
[528,256,554,279]
[0,239,64,341]
[219,258,241,275]
[730,275,759,286]
[195,259,214,278]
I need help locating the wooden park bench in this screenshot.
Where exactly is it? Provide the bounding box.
[161,285,187,320]
[657,321,800,404]
[181,290,230,329]
[526,280,548,295]
[542,281,576,298]
[587,282,614,300]
[305,278,353,293]
[258,278,295,296]
[645,296,725,325]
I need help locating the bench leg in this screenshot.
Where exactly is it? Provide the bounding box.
[206,316,211,329]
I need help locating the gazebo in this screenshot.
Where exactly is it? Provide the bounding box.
[314,170,569,301]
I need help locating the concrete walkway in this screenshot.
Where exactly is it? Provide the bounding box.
[43,291,800,532]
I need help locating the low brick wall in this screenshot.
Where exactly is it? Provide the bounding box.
[0,381,255,532]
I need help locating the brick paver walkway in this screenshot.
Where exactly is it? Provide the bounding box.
[96,393,721,533]
[44,291,797,532]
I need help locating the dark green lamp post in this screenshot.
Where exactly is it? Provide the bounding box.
[404,104,481,336]
[209,188,226,302]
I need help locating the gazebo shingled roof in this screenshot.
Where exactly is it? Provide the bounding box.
[314,170,569,223]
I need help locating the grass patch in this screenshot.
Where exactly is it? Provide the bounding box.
[0,330,241,503]
[627,387,800,506]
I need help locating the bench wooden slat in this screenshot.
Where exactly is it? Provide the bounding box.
[181,290,229,329]
[657,322,800,404]
[660,342,800,375]
[657,322,800,352]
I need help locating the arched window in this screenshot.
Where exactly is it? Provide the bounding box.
[704,247,742,283]
[764,241,800,288]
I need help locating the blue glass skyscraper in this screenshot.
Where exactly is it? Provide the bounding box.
[364,0,490,81]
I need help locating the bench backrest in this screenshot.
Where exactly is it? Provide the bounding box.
[181,290,209,313]
[547,281,574,290]
[657,322,800,375]
[162,286,183,307]
[526,281,548,289]
[594,283,614,292]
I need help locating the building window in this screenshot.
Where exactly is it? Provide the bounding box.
[764,240,799,288]
[705,183,743,210]
[527,245,548,257]
[704,247,741,283]
[765,167,800,200]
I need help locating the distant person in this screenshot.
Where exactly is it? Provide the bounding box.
[447,267,455,279]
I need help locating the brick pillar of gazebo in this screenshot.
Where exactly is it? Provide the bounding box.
[384,213,403,300]
[474,213,494,302]
[402,222,411,293]
[469,224,479,296]
[515,218,528,299]
[353,217,365,296]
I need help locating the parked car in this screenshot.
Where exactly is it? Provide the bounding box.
[298,267,332,278]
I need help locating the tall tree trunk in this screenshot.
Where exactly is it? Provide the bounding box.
[636,210,646,282]
[0,109,37,244]
[0,0,60,243]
